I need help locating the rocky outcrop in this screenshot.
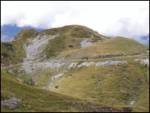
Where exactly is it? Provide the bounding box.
[80,39,93,48]
[135,58,149,66]
[1,97,21,109]
[22,34,59,73]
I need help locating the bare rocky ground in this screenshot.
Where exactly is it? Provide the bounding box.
[1,97,21,109]
[22,34,59,73]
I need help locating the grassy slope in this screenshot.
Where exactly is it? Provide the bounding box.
[61,37,147,59]
[41,25,105,58]
[51,60,149,112]
[1,76,76,112]
[1,70,98,112]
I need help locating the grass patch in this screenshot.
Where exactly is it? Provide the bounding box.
[1,70,92,112]
[63,37,147,59]
[51,61,149,112]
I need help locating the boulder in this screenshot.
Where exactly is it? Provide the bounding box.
[1,97,21,109]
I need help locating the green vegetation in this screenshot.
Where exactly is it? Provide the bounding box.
[44,35,66,57]
[1,29,38,65]
[1,42,15,65]
[102,37,147,54]
[62,37,147,59]
[1,70,125,112]
[42,25,105,58]
[15,29,38,41]
[42,25,103,39]
[1,71,80,112]
[1,41,25,65]
[64,25,100,39]
[51,61,149,112]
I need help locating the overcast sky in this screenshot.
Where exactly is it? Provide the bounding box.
[1,1,149,39]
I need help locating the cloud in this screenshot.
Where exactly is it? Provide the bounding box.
[1,1,149,39]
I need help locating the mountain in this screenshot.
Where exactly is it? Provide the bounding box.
[1,25,147,65]
[135,35,149,45]
[1,24,43,42]
[1,25,149,112]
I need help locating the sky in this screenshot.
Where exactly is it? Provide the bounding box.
[1,1,149,44]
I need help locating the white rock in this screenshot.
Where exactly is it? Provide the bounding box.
[135,58,149,66]
[141,59,149,66]
[52,73,64,80]
[130,100,135,106]
[68,63,78,69]
[80,39,93,48]
[96,60,127,66]
[22,34,59,73]
[77,62,95,68]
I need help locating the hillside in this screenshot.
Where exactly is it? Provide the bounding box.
[50,60,149,112]
[1,25,147,65]
[1,70,130,112]
[60,37,147,59]
[1,25,149,112]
